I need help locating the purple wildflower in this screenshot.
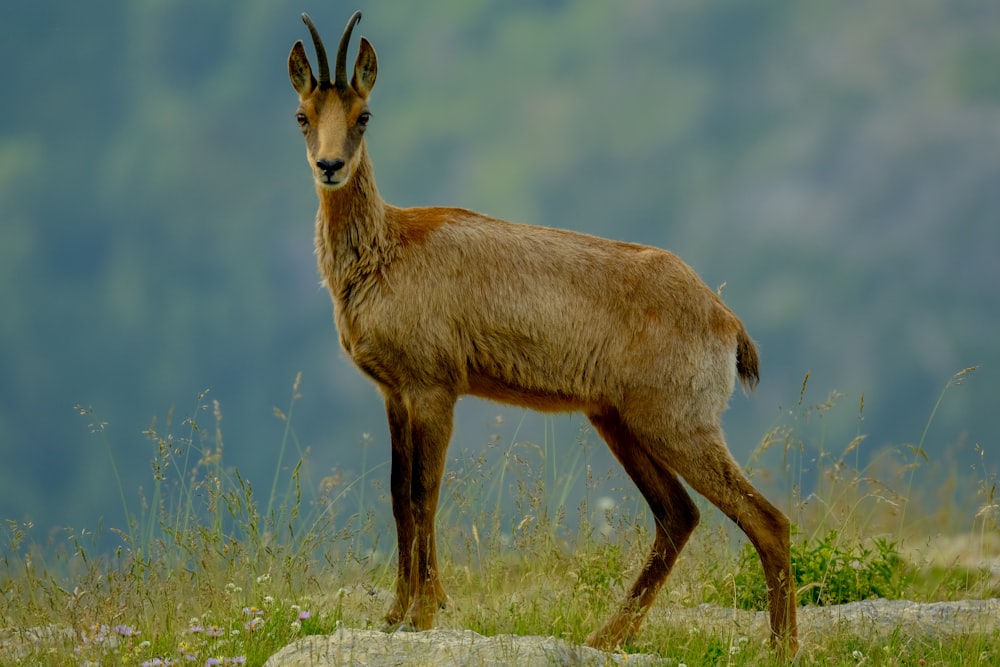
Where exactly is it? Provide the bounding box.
[114,624,140,638]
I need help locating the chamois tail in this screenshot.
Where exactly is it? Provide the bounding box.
[736,325,760,392]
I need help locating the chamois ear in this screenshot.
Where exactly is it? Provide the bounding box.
[289,40,316,97]
[352,37,377,100]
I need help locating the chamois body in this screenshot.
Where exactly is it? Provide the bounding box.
[320,151,742,421]
[290,12,798,658]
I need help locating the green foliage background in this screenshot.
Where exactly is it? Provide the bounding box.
[0,0,997,538]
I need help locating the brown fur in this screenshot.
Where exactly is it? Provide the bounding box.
[289,12,798,658]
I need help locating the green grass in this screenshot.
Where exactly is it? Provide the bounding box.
[1,369,997,666]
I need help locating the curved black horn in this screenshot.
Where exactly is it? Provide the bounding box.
[301,13,330,86]
[335,11,363,90]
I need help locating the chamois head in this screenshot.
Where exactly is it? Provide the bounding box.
[289,12,377,190]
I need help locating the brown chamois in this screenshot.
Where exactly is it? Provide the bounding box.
[288,11,798,657]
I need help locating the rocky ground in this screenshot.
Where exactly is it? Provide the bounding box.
[261,599,1000,667]
[3,599,997,665]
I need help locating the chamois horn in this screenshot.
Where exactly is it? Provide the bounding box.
[301,13,330,87]
[335,11,363,90]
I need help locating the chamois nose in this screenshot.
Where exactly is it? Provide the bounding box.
[316,158,346,180]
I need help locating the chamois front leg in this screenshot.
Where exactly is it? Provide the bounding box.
[405,387,455,629]
[381,388,455,632]
[382,395,416,629]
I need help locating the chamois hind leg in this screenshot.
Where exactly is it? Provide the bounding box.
[383,387,455,632]
[584,409,701,650]
[669,426,799,658]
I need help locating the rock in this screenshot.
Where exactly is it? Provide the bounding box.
[0,624,77,661]
[262,627,665,667]
[6,600,999,665]
[645,598,1000,644]
[264,599,1000,666]
[801,598,1000,639]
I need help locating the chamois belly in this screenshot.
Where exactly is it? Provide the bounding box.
[461,332,612,413]
[466,375,594,413]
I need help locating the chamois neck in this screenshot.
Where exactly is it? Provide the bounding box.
[316,144,385,224]
[314,143,394,285]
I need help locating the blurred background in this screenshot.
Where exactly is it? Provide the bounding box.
[0,0,997,544]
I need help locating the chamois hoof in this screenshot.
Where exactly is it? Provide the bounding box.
[379,619,415,634]
[584,628,625,652]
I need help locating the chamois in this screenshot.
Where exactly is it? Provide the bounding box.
[288,11,798,657]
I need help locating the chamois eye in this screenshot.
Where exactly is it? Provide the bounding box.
[295,112,308,127]
[358,111,371,127]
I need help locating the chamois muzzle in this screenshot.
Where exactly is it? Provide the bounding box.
[316,158,346,184]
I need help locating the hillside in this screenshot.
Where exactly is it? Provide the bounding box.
[0,0,996,536]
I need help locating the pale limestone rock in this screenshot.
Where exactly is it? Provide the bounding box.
[262,627,664,667]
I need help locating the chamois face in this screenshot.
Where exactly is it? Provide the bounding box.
[292,84,371,190]
[289,13,377,191]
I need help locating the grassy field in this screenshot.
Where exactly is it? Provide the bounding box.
[1,370,997,666]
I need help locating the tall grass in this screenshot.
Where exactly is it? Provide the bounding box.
[1,370,997,666]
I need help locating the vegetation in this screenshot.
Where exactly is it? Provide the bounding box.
[1,373,996,665]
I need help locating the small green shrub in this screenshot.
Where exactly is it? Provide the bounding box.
[723,528,908,610]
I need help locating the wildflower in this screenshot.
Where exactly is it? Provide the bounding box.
[178,640,198,662]
[298,610,311,621]
[263,595,275,606]
[206,626,225,638]
[242,606,264,617]
[245,616,265,632]
[206,659,221,666]
[115,624,140,638]
[256,573,271,584]
[291,621,302,631]
[139,640,152,649]
[188,624,205,634]
[83,624,111,644]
